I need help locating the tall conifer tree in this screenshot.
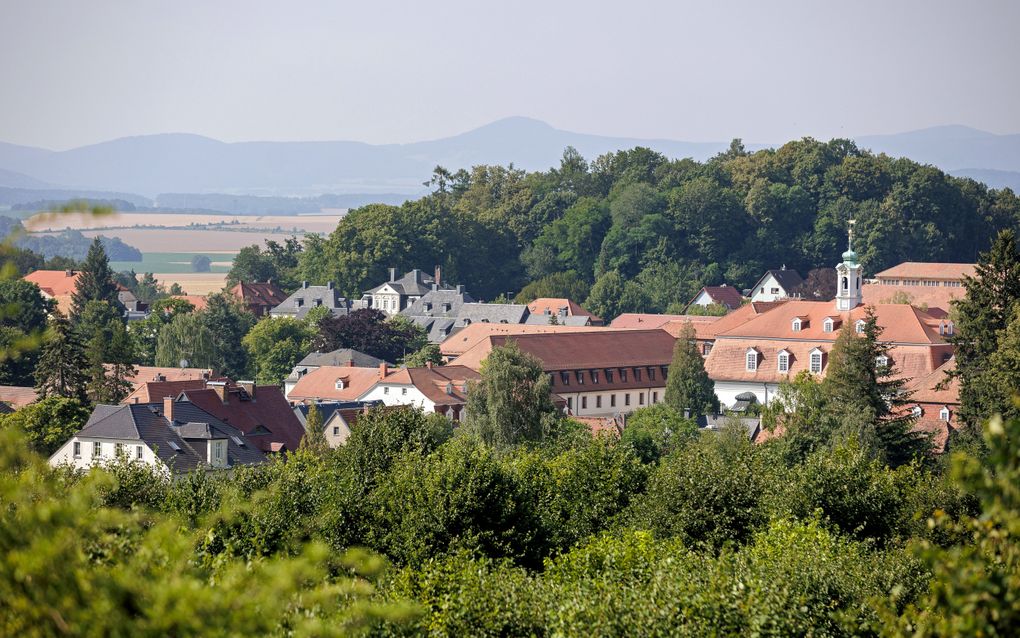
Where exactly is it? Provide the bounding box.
[34,311,89,403]
[949,229,1020,427]
[71,238,122,320]
[664,321,718,417]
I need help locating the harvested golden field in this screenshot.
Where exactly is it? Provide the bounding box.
[152,272,229,296]
[25,211,344,234]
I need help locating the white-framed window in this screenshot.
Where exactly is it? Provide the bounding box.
[777,351,790,372]
[702,343,712,356]
[652,391,658,403]
[610,394,616,407]
[93,441,102,458]
[211,440,226,467]
[791,318,802,332]
[809,349,823,374]
[401,387,407,395]
[383,387,389,395]
[746,349,758,371]
[335,379,346,390]
[855,319,866,334]
[581,396,587,409]
[639,393,645,405]
[625,393,631,406]
[876,355,889,369]
[73,441,81,458]
[115,443,124,456]
[135,445,143,460]
[939,406,950,421]
[912,405,923,417]
[596,395,602,408]
[333,426,340,436]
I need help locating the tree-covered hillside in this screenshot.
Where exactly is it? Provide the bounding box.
[283,139,1019,316]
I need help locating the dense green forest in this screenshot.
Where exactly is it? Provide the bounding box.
[226,139,1020,318]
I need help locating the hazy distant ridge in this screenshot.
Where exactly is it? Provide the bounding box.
[1,118,1018,200]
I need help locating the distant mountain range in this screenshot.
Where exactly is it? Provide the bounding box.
[1,117,1018,213]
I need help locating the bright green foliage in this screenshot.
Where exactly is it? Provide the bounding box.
[199,292,256,379]
[684,302,730,316]
[70,236,122,319]
[242,316,314,384]
[299,402,328,454]
[34,311,89,402]
[619,403,698,463]
[0,428,416,637]
[0,278,50,385]
[950,229,1020,428]
[402,343,443,367]
[664,321,719,417]
[86,316,135,404]
[513,270,590,304]
[155,311,217,369]
[628,426,764,548]
[0,396,90,456]
[464,340,560,448]
[584,270,626,322]
[894,414,1020,635]
[129,296,195,365]
[983,306,1020,423]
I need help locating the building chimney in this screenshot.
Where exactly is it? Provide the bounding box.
[389,268,396,282]
[457,285,464,294]
[379,362,388,379]
[163,396,174,421]
[348,360,355,367]
[65,269,74,277]
[434,265,441,286]
[238,380,256,398]
[327,281,334,290]
[207,381,229,403]
[302,281,309,289]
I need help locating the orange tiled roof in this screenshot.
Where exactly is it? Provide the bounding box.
[123,366,215,391]
[906,358,959,405]
[716,300,946,345]
[451,329,676,372]
[170,294,209,311]
[23,270,81,297]
[527,298,601,321]
[439,323,605,358]
[874,262,975,280]
[861,283,964,317]
[288,366,384,402]
[231,281,288,307]
[374,365,481,405]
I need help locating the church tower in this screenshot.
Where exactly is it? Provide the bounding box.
[835,219,863,311]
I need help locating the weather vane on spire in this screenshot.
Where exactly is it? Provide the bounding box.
[848,218,856,251]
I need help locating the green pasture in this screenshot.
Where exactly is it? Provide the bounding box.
[110,251,235,274]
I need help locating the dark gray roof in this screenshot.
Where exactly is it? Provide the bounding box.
[454,303,529,326]
[404,289,529,343]
[296,348,389,368]
[271,283,355,317]
[76,403,267,472]
[402,288,476,317]
[697,414,761,440]
[292,400,381,428]
[365,269,437,297]
[753,268,804,293]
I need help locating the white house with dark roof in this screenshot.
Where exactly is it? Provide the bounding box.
[270,281,360,319]
[49,398,267,474]
[748,267,804,302]
[363,268,442,315]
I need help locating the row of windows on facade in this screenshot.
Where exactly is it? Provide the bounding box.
[747,349,892,374]
[790,317,954,337]
[565,390,658,411]
[556,366,669,387]
[73,440,144,460]
[880,279,962,287]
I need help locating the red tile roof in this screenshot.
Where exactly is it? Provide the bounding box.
[861,283,964,317]
[0,385,38,409]
[123,366,215,392]
[170,295,209,311]
[375,364,481,405]
[122,379,210,405]
[230,281,288,310]
[450,329,677,372]
[181,385,305,453]
[906,358,959,405]
[688,285,745,309]
[874,262,975,281]
[439,323,604,359]
[527,298,602,322]
[287,366,384,402]
[23,270,81,297]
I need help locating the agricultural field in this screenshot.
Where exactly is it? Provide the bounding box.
[149,272,229,296]
[110,252,234,274]
[24,211,345,233]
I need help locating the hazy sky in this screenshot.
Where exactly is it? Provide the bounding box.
[1,0,1018,150]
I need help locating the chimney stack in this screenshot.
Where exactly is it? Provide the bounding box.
[207,381,229,403]
[327,281,334,290]
[457,285,464,294]
[378,362,388,379]
[302,281,309,289]
[434,265,441,286]
[426,360,433,369]
[163,396,174,421]
[389,268,396,282]
[238,380,256,399]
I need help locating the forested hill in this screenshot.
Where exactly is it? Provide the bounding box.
[287,138,1020,315]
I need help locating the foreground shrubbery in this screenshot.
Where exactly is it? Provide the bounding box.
[6,402,1020,635]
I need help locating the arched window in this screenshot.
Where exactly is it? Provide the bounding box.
[855,319,866,334]
[809,349,823,373]
[842,276,848,291]
[777,350,790,372]
[939,407,950,421]
[745,349,758,372]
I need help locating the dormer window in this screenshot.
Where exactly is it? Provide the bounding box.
[777,350,790,373]
[912,405,923,417]
[746,348,758,372]
[876,355,889,370]
[809,348,824,374]
[791,318,802,332]
[560,371,570,386]
[823,317,840,333]
[295,298,304,307]
[592,370,599,384]
[939,406,950,421]
[576,371,584,385]
[855,319,866,334]
[335,378,347,390]
[605,369,614,383]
